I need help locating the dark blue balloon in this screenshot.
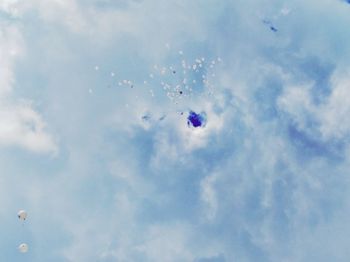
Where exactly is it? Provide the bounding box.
[187,111,207,128]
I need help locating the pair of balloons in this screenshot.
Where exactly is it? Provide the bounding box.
[17,210,28,253]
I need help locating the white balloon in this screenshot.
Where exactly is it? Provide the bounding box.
[17,210,27,221]
[18,243,28,253]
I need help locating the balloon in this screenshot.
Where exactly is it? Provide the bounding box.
[187,111,207,128]
[17,210,27,221]
[18,243,28,253]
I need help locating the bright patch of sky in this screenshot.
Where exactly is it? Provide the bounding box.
[1,0,350,261]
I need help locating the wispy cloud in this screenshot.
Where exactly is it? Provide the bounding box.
[0,7,56,154]
[2,0,350,261]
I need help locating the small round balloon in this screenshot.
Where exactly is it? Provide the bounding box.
[18,243,28,253]
[17,210,27,221]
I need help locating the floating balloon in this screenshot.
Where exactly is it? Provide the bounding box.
[187,111,207,128]
[18,243,28,253]
[17,210,27,221]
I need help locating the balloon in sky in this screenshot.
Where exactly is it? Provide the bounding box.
[17,210,27,221]
[187,111,207,128]
[18,243,28,253]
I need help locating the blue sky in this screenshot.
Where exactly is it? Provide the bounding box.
[1,0,350,261]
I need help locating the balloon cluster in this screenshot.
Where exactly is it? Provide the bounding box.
[93,46,223,129]
[17,210,28,253]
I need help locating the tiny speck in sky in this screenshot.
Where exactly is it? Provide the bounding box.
[270,26,278,32]
[142,114,151,121]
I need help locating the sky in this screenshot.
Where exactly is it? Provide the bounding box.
[1,0,350,261]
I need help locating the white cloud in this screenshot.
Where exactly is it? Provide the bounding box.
[277,69,350,142]
[0,24,23,97]
[134,223,195,262]
[0,0,21,17]
[0,4,57,153]
[200,172,219,221]
[0,102,57,153]
[3,0,350,261]
[318,70,350,140]
[277,82,315,131]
